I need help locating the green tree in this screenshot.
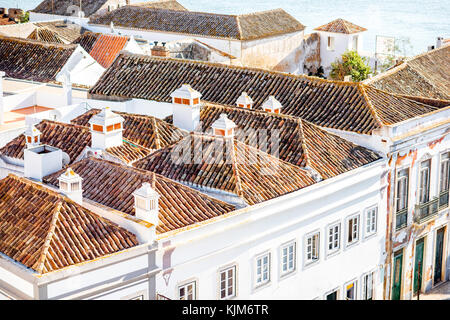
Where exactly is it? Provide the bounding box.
[330,50,372,82]
[19,11,30,23]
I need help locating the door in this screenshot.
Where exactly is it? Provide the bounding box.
[434,228,445,285]
[326,291,338,300]
[414,238,425,294]
[392,250,403,300]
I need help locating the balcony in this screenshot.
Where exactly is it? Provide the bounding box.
[395,207,408,230]
[414,198,438,224]
[439,190,449,210]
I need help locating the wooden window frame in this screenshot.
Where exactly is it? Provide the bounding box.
[346,214,360,246]
[219,266,236,300]
[178,281,196,300]
[304,231,320,265]
[327,222,341,255]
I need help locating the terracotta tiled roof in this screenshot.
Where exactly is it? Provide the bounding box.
[88,6,305,41]
[88,34,129,68]
[0,174,138,274]
[133,133,316,205]
[32,0,110,17]
[27,27,65,44]
[0,120,91,164]
[132,0,188,11]
[89,54,441,134]
[73,31,101,52]
[44,157,235,234]
[0,119,153,165]
[34,21,88,43]
[164,103,381,179]
[366,44,450,100]
[0,17,15,25]
[314,18,367,34]
[71,109,188,150]
[0,36,76,83]
[106,141,153,164]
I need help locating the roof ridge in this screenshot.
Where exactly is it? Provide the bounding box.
[0,34,77,49]
[40,119,91,132]
[34,200,63,274]
[114,52,358,87]
[296,118,311,168]
[357,83,384,127]
[363,84,440,110]
[230,140,244,198]
[151,116,162,149]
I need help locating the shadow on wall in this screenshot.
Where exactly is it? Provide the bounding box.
[272,33,321,75]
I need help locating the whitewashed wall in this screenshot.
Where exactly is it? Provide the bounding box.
[317,31,365,76]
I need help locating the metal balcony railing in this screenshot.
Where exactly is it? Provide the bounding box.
[414,198,439,224]
[439,190,449,210]
[395,207,408,230]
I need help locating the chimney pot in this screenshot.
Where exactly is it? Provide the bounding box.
[236,91,254,109]
[58,167,83,204]
[211,113,236,138]
[88,107,124,150]
[133,180,160,226]
[170,84,202,132]
[262,96,282,114]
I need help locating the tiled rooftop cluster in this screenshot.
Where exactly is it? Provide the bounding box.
[133,133,316,205]
[0,36,76,82]
[165,103,381,179]
[0,174,138,274]
[32,0,112,17]
[366,44,450,100]
[89,54,442,134]
[89,6,305,41]
[44,157,235,234]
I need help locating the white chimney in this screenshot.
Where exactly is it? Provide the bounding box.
[436,37,443,49]
[211,113,236,138]
[262,96,282,114]
[170,84,202,132]
[236,92,253,109]
[110,21,115,34]
[62,71,72,106]
[88,107,124,150]
[133,174,160,226]
[343,75,352,82]
[24,124,41,148]
[0,71,4,125]
[58,167,83,204]
[24,145,63,181]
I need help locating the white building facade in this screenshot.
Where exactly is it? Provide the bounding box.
[154,159,387,300]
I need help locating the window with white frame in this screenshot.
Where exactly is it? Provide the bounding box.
[362,271,375,300]
[130,295,144,300]
[305,232,320,264]
[255,253,270,287]
[347,214,360,245]
[327,223,340,254]
[281,241,296,275]
[418,159,431,204]
[219,266,236,299]
[178,281,196,300]
[365,206,377,237]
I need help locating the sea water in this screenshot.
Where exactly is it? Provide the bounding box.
[1,0,449,55]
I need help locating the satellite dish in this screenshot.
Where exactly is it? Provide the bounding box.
[62,152,70,166]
